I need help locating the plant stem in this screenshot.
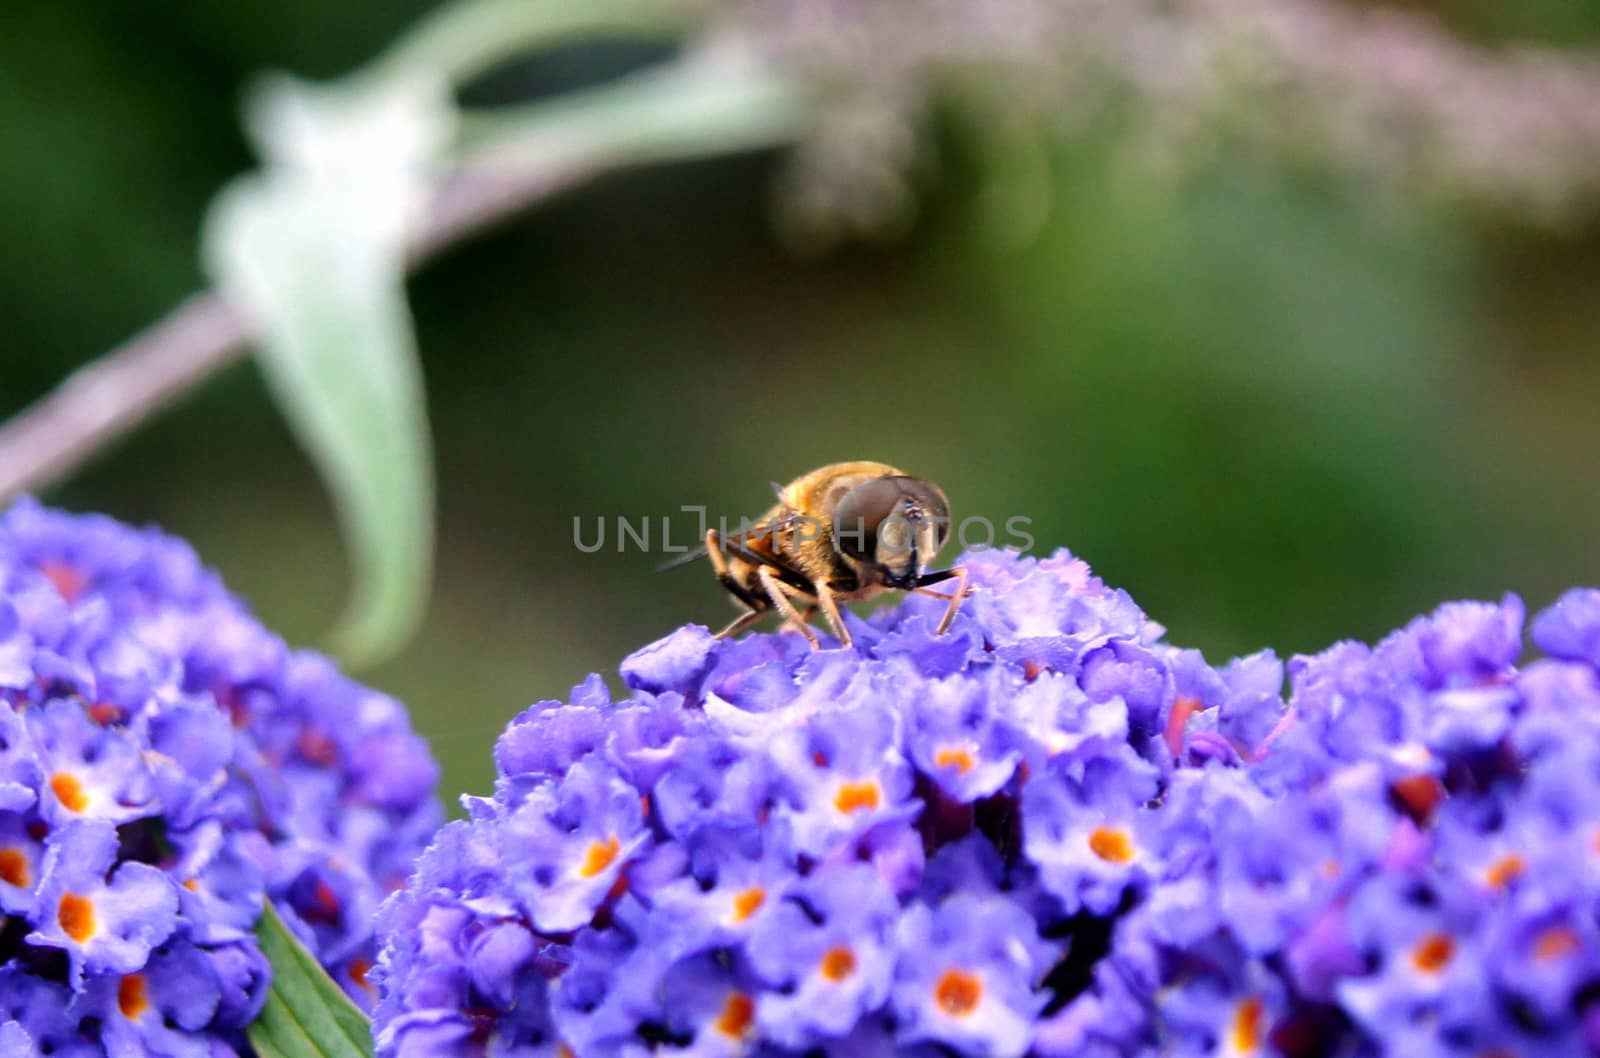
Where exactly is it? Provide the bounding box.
[366,0,690,88]
[0,297,252,500]
[457,50,805,170]
[0,54,802,501]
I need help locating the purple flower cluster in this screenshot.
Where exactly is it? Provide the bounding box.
[0,500,440,1056]
[375,546,1600,1058]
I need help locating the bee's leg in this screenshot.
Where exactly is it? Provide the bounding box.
[706,528,765,612]
[757,565,820,651]
[813,583,853,650]
[913,566,969,635]
[911,572,976,600]
[705,529,737,582]
[715,607,767,640]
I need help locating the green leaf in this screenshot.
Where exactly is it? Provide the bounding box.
[247,902,374,1058]
[204,75,450,667]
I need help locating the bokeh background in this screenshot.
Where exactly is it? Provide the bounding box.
[4,2,1600,805]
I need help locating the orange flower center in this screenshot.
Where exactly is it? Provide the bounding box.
[1231,995,1264,1054]
[88,703,122,726]
[50,773,89,814]
[834,781,881,814]
[1485,854,1526,890]
[0,847,30,888]
[58,892,97,942]
[934,748,976,775]
[296,729,339,767]
[731,887,765,923]
[313,879,342,918]
[1164,696,1205,758]
[348,958,373,992]
[1391,774,1445,824]
[578,836,621,879]
[820,946,858,982]
[715,992,754,1038]
[40,560,86,603]
[118,974,149,1020]
[934,969,982,1017]
[1088,827,1134,864]
[1410,932,1454,974]
[1534,927,1580,962]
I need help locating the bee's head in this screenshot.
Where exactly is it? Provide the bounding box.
[831,475,950,588]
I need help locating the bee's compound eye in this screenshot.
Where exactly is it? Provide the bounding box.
[904,480,951,548]
[878,515,911,555]
[831,477,906,563]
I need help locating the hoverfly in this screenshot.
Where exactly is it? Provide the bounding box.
[667,461,970,650]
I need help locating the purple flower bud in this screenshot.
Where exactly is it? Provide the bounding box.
[1532,588,1600,668]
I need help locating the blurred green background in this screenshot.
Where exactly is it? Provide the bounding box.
[4,3,1599,805]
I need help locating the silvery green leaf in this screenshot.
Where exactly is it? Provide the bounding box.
[204,74,451,667]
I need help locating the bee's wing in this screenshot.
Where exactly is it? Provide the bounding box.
[655,547,707,572]
[659,512,816,595]
[652,514,785,574]
[658,497,798,574]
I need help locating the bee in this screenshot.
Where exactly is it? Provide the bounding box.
[667,461,971,650]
